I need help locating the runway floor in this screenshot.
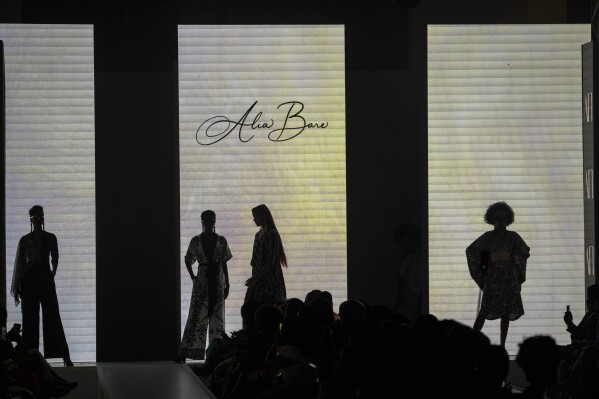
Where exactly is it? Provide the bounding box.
[53,361,215,399]
[50,359,526,398]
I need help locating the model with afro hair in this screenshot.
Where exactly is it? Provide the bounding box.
[484,201,515,226]
[466,201,530,348]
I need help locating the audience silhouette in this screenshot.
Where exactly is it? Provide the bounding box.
[514,335,560,398]
[188,288,599,399]
[1,302,78,398]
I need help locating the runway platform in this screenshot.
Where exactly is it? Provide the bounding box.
[50,359,526,398]
[52,362,215,399]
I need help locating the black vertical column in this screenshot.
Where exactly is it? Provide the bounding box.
[95,71,180,361]
[94,1,181,361]
[582,41,598,290]
[0,41,5,313]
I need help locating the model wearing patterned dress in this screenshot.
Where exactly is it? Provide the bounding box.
[244,204,287,304]
[178,210,232,361]
[466,201,530,347]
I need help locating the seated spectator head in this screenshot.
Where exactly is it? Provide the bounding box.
[376,319,414,365]
[365,304,392,326]
[516,335,560,389]
[279,317,308,350]
[328,320,361,353]
[283,297,304,320]
[477,345,509,388]
[313,297,335,325]
[339,300,366,323]
[318,291,333,303]
[415,319,457,365]
[241,299,260,331]
[445,322,490,368]
[305,289,322,305]
[254,304,284,334]
[390,312,410,326]
[412,313,438,342]
[298,298,335,333]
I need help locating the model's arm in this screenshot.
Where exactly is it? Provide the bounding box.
[222,261,230,299]
[246,262,269,286]
[466,234,486,289]
[221,237,233,297]
[184,238,197,280]
[245,232,271,287]
[51,234,59,277]
[185,259,195,280]
[265,229,281,271]
[11,238,25,304]
[512,232,530,283]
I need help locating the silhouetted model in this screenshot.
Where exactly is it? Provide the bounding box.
[11,205,73,366]
[466,201,530,347]
[177,210,231,361]
[244,204,287,304]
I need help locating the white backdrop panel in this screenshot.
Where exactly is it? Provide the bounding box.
[428,24,588,355]
[2,24,96,362]
[179,25,347,335]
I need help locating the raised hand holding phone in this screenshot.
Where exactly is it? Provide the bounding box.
[564,305,573,326]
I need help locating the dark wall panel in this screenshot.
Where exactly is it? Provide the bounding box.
[96,71,179,361]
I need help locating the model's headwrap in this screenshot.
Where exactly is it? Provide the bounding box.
[201,210,216,233]
[201,210,216,222]
[29,205,45,232]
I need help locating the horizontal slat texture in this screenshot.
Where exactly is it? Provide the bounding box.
[2,24,95,362]
[178,25,347,334]
[428,25,588,355]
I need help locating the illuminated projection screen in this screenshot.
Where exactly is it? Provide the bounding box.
[179,25,346,334]
[428,25,588,355]
[2,25,95,362]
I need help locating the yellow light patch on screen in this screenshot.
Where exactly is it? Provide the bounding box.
[3,24,96,362]
[178,25,346,334]
[428,25,588,355]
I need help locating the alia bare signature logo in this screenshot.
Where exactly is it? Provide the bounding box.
[196,101,328,145]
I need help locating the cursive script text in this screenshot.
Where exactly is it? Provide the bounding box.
[195,101,328,145]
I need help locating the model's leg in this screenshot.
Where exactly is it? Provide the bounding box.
[21,275,41,351]
[208,299,225,347]
[178,280,201,362]
[203,299,225,375]
[500,316,510,347]
[40,271,70,361]
[179,277,209,360]
[473,314,486,332]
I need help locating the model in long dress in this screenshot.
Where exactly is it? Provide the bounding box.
[177,210,232,361]
[244,204,287,305]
